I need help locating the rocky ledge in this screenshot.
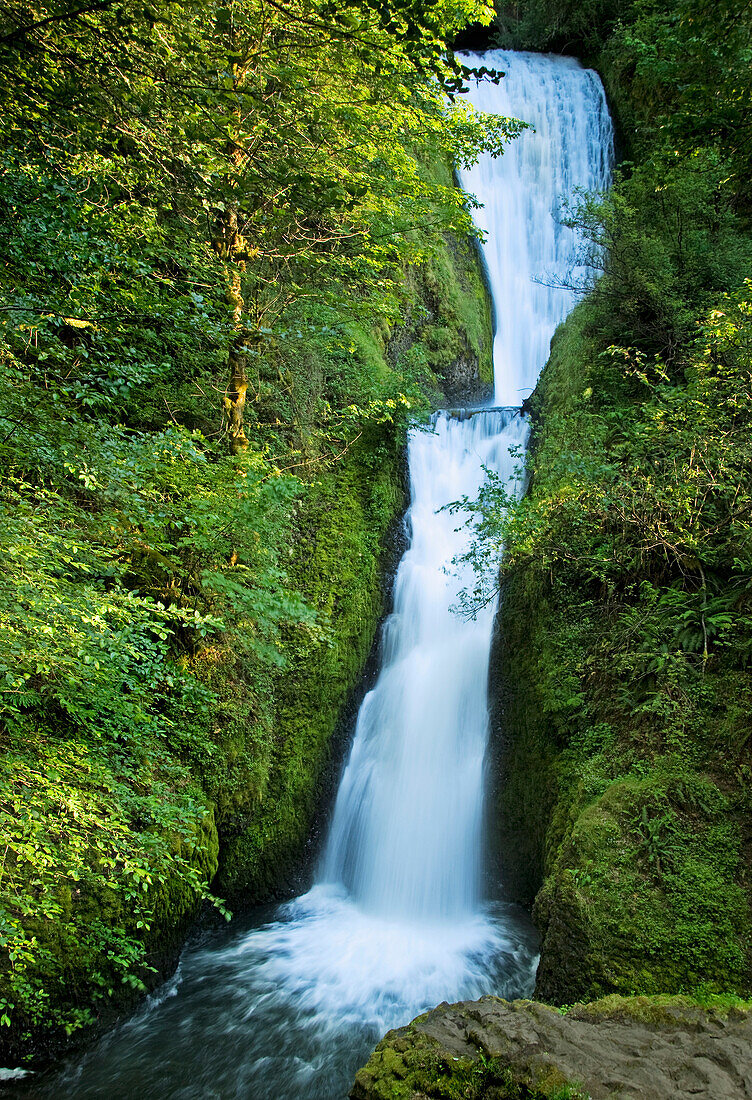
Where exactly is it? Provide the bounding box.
[350,994,752,1100]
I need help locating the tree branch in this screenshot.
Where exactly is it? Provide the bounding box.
[0,0,117,47]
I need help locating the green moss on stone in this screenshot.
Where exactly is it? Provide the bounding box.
[216,429,405,898]
[491,295,752,1005]
[570,993,752,1027]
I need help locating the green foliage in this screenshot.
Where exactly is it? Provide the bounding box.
[0,425,305,1040]
[496,0,752,197]
[472,283,752,593]
[570,156,752,357]
[0,732,221,1038]
[485,282,752,1002]
[0,0,502,1053]
[460,0,752,1008]
[494,0,631,56]
[0,0,522,356]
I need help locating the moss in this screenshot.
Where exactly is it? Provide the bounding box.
[571,992,752,1027]
[351,1018,591,1100]
[0,804,219,1064]
[147,808,220,957]
[491,292,752,1006]
[534,769,750,1004]
[389,231,494,401]
[216,429,406,898]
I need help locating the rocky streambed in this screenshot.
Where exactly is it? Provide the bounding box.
[351,994,752,1099]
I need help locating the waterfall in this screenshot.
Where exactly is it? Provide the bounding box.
[320,45,612,937]
[39,52,613,1100]
[460,51,613,406]
[323,408,528,920]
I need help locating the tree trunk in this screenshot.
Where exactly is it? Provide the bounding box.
[215,199,251,455]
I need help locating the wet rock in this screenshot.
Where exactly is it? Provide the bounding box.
[350,994,752,1099]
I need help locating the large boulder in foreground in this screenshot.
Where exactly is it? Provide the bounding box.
[350,995,752,1099]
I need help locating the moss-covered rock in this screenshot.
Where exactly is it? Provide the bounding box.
[489,300,752,1005]
[0,189,494,1064]
[533,772,750,1004]
[351,994,752,1100]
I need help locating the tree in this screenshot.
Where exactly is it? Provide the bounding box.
[0,0,522,451]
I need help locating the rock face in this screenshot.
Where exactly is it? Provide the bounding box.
[350,995,752,1100]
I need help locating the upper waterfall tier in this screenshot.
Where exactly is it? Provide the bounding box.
[459,50,613,406]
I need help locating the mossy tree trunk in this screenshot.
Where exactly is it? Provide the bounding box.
[211,23,254,456]
[214,185,252,456]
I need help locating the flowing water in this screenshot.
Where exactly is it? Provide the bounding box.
[11,51,612,1100]
[461,51,613,406]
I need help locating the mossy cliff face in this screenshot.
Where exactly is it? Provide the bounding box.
[490,302,752,1005]
[0,215,493,1065]
[351,994,752,1100]
[210,224,494,904]
[213,432,406,901]
[390,233,494,407]
[389,154,494,405]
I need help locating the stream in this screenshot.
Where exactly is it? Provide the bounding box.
[12,49,612,1100]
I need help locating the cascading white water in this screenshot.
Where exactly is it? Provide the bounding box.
[320,45,612,939]
[460,51,613,406]
[323,409,528,922]
[36,52,613,1100]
